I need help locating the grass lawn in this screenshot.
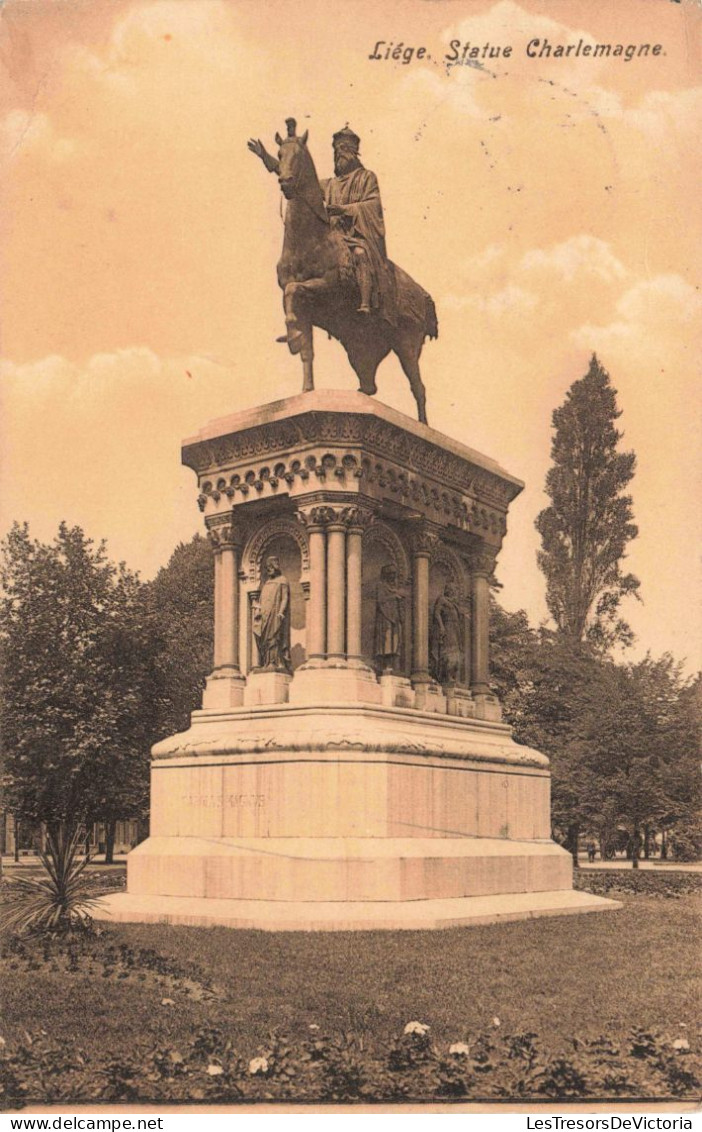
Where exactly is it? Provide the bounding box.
[3,894,699,1053]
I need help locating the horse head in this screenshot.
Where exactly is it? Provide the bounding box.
[274,120,315,201]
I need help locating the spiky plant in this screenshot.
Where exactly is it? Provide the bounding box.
[0,823,103,935]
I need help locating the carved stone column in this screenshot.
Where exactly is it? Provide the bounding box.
[462,593,472,690]
[211,535,224,670]
[410,527,438,685]
[204,519,245,709]
[298,504,371,666]
[208,521,241,671]
[469,548,496,696]
[300,509,327,661]
[221,529,241,672]
[289,504,381,705]
[343,506,375,664]
[326,517,347,659]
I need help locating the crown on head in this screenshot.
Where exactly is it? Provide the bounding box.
[332,125,360,151]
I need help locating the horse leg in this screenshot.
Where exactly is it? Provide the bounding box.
[282,283,314,390]
[351,347,388,396]
[300,325,314,392]
[283,283,307,356]
[397,334,428,425]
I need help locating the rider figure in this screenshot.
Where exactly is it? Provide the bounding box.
[248,122,396,322]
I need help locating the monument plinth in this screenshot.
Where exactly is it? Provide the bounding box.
[97,391,616,930]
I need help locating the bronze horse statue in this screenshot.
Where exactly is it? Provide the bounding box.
[250,124,437,424]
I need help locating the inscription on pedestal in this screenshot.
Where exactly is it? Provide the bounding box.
[181,793,267,810]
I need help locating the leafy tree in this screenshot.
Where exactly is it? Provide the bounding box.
[503,639,701,868]
[489,598,539,721]
[575,655,699,866]
[0,523,157,857]
[499,630,610,863]
[646,667,700,862]
[583,661,667,867]
[536,354,640,649]
[146,535,214,740]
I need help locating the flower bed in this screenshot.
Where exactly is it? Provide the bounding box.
[1,1020,698,1106]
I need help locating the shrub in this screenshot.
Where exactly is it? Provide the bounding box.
[668,820,702,863]
[574,869,702,899]
[0,825,103,936]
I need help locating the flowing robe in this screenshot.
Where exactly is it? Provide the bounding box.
[254,573,291,671]
[322,167,398,325]
[373,578,404,669]
[430,594,463,684]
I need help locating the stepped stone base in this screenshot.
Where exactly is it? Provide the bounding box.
[125,835,573,902]
[106,704,620,932]
[94,888,618,932]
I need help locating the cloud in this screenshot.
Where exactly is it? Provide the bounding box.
[0,348,236,577]
[521,235,627,283]
[401,0,700,155]
[445,235,628,325]
[445,282,538,316]
[572,274,701,365]
[622,88,702,142]
[74,0,245,81]
[0,0,698,668]
[1,109,78,161]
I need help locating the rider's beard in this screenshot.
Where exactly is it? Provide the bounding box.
[334,150,360,176]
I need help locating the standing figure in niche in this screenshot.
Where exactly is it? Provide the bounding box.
[253,555,291,671]
[374,563,405,673]
[430,581,463,685]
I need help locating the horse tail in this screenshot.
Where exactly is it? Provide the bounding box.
[391,262,438,341]
[424,294,438,340]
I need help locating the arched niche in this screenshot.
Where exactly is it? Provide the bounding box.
[361,522,411,676]
[429,544,468,605]
[429,545,470,686]
[241,521,309,673]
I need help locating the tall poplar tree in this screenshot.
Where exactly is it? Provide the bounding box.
[536,354,640,649]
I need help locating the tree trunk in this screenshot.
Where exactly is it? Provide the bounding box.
[661,829,668,860]
[643,825,651,859]
[105,819,117,865]
[566,824,580,868]
[14,815,20,862]
[632,825,640,869]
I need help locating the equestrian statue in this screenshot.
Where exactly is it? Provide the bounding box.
[248,119,437,424]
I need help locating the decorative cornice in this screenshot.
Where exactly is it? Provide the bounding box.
[196,459,508,542]
[151,723,548,768]
[183,411,522,508]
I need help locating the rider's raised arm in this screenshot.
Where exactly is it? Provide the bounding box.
[247,138,280,175]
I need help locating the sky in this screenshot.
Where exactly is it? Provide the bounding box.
[1,0,700,670]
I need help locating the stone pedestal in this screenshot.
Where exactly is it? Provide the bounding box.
[202,669,246,710]
[243,670,292,706]
[96,392,618,930]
